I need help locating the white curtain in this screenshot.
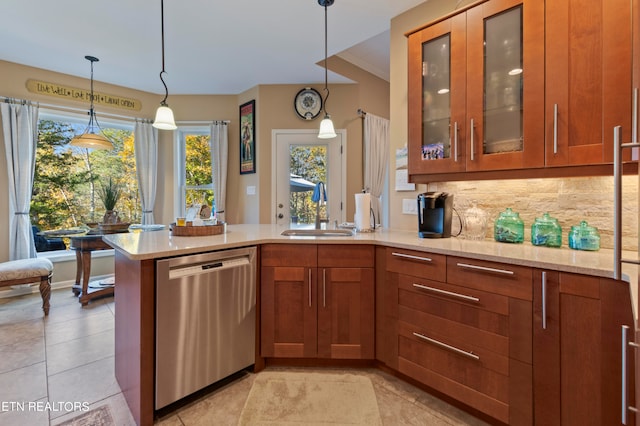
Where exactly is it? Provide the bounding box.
[134,120,158,225]
[210,122,228,223]
[363,113,390,227]
[1,101,39,260]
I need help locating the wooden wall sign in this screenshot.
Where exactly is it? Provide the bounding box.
[26,79,142,111]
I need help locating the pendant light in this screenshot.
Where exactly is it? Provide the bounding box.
[70,56,114,150]
[318,0,337,139]
[152,0,177,130]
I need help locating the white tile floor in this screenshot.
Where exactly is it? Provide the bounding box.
[0,288,488,426]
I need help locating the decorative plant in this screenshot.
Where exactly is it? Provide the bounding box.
[97,178,122,211]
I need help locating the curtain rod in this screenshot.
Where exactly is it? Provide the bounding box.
[2,96,230,125]
[176,120,230,125]
[357,108,367,117]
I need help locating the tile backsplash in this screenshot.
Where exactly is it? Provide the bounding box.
[426,176,638,251]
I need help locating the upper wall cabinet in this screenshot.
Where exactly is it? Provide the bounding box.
[408,13,467,174]
[408,0,544,176]
[545,0,633,166]
[408,0,636,181]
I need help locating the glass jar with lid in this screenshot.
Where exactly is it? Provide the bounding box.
[494,207,524,243]
[531,213,562,248]
[463,202,489,240]
[568,221,600,251]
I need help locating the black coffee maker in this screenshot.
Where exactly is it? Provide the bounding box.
[417,192,454,238]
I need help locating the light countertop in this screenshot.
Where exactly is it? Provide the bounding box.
[103,224,638,280]
[104,223,639,321]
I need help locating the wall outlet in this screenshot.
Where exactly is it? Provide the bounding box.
[402,198,417,215]
[246,186,256,195]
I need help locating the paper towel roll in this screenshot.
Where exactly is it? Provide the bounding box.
[354,193,371,231]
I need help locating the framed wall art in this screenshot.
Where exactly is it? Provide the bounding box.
[240,100,256,174]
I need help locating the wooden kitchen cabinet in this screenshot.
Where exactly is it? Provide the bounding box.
[385,249,532,425]
[261,244,374,360]
[407,0,544,178]
[532,270,636,425]
[260,244,318,358]
[545,0,633,167]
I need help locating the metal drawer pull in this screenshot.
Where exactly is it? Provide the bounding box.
[621,325,639,424]
[553,104,558,154]
[308,269,312,307]
[453,121,458,162]
[413,332,480,360]
[323,268,326,308]
[541,271,547,330]
[412,283,479,303]
[456,262,514,276]
[392,252,432,263]
[470,118,475,161]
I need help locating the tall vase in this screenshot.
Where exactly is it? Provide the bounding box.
[103,210,120,224]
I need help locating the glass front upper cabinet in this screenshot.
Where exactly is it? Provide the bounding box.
[483,7,523,156]
[408,13,467,175]
[408,0,544,178]
[422,34,452,162]
[466,0,544,172]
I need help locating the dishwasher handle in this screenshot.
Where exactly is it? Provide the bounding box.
[169,256,250,279]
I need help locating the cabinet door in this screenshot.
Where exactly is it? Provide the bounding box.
[532,270,561,425]
[260,244,318,358]
[261,266,317,358]
[545,0,633,166]
[466,0,544,171]
[408,12,467,175]
[317,267,375,359]
[533,271,636,425]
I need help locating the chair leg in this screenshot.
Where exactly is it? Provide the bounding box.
[39,274,51,316]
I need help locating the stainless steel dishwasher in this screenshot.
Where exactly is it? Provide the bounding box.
[155,246,256,409]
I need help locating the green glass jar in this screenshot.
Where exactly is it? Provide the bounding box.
[531,213,562,248]
[494,208,524,243]
[568,221,600,251]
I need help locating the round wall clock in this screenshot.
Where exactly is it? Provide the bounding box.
[294,87,323,120]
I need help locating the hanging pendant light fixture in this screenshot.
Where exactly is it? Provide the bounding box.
[318,0,337,139]
[152,0,177,130]
[70,56,114,150]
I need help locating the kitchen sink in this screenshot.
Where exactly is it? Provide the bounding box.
[280,229,354,237]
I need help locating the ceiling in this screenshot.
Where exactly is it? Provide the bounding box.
[1,0,426,95]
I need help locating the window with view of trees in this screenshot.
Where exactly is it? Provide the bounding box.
[31,114,137,251]
[177,130,214,217]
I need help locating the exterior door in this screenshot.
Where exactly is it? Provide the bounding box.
[273,130,344,227]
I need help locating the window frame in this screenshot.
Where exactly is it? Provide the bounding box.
[33,108,135,254]
[174,126,213,218]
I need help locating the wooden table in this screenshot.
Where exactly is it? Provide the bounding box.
[69,233,115,305]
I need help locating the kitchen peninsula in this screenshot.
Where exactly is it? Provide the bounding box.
[104,224,637,426]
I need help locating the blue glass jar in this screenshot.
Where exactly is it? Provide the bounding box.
[494,208,524,243]
[531,213,562,248]
[568,221,600,251]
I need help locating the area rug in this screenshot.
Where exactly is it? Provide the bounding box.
[239,371,382,425]
[57,404,114,426]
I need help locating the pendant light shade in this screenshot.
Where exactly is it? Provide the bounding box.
[70,56,114,150]
[152,0,177,130]
[318,115,336,139]
[153,105,177,130]
[318,0,337,139]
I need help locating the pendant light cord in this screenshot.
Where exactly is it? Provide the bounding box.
[322,2,330,116]
[159,0,169,106]
[89,58,96,124]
